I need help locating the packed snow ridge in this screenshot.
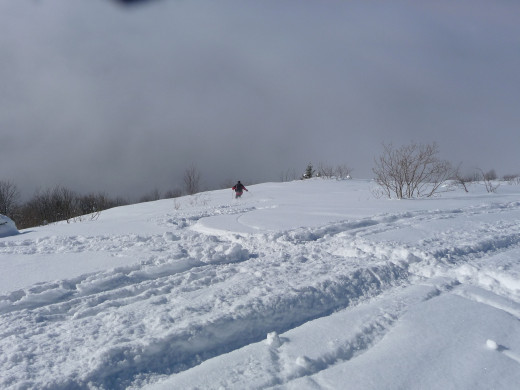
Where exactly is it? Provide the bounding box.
[1,179,520,389]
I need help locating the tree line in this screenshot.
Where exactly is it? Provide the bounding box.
[0,183,125,229]
[0,164,206,229]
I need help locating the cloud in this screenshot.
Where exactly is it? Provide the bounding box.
[1,0,519,200]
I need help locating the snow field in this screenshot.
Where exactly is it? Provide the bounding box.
[1,180,520,389]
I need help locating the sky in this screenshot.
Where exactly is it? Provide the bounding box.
[1,0,519,200]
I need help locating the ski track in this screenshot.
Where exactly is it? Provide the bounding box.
[1,201,520,389]
[263,282,456,389]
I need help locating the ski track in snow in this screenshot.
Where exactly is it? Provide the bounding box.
[1,196,520,389]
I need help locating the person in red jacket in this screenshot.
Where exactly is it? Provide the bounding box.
[232,181,248,198]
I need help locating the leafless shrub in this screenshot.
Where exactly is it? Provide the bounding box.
[452,164,474,193]
[503,174,520,185]
[478,168,500,193]
[335,164,353,180]
[373,142,454,199]
[72,210,101,223]
[370,184,386,199]
[316,162,335,179]
[184,165,201,195]
[483,169,497,181]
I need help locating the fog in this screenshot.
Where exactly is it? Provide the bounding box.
[1,0,519,200]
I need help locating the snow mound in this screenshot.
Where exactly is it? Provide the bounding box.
[266,331,282,348]
[486,339,499,350]
[0,214,18,238]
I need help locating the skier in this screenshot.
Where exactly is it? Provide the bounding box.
[232,181,248,199]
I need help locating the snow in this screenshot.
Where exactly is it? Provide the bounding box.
[0,214,18,238]
[1,179,520,389]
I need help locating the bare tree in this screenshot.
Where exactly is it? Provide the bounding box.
[77,193,114,215]
[483,169,497,181]
[183,165,201,195]
[335,164,353,180]
[29,187,57,225]
[452,164,473,193]
[478,168,500,193]
[76,192,116,221]
[503,174,520,185]
[0,180,19,218]
[48,186,79,222]
[373,142,454,199]
[316,162,334,178]
[19,186,79,225]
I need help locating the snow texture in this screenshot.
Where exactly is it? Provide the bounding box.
[1,180,520,389]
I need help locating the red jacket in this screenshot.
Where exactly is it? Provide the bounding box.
[232,183,247,192]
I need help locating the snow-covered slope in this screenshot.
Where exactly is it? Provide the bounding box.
[1,180,519,389]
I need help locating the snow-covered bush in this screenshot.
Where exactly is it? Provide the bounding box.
[0,214,18,237]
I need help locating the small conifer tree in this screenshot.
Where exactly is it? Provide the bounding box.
[303,163,314,179]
